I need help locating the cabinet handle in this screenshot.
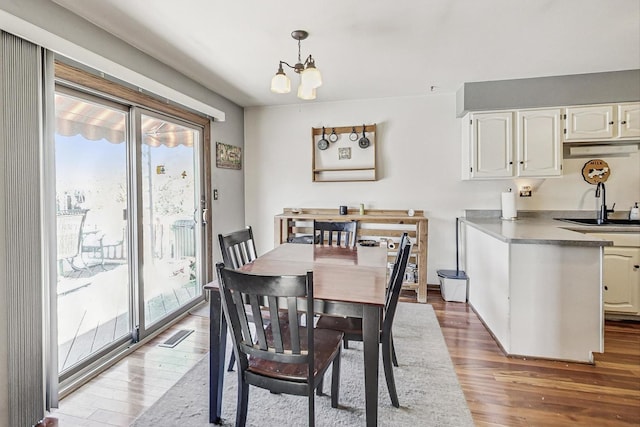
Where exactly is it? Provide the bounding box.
[621,121,627,125]
[509,161,513,165]
[608,121,614,125]
[634,264,639,269]
[519,161,524,165]
[604,285,608,290]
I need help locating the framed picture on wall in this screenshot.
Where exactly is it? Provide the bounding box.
[216,142,242,170]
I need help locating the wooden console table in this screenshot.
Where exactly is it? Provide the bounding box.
[274,208,429,303]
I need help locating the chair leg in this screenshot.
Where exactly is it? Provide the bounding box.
[391,334,399,367]
[227,350,236,371]
[343,338,349,349]
[308,383,315,427]
[236,371,249,427]
[382,335,400,408]
[316,377,323,396]
[331,351,341,409]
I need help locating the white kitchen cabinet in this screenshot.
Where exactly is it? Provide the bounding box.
[468,112,513,178]
[603,247,640,313]
[564,103,640,142]
[618,103,640,139]
[588,233,640,316]
[463,222,603,363]
[516,109,563,177]
[462,109,562,179]
[564,105,614,140]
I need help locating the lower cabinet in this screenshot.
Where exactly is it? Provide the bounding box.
[589,233,640,316]
[463,224,603,362]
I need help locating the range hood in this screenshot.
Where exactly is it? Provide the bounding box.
[566,143,638,157]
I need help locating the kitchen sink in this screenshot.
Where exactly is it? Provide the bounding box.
[556,218,640,226]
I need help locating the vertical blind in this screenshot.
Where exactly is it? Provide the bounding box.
[0,31,45,427]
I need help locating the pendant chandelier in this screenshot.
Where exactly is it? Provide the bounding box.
[270,30,322,100]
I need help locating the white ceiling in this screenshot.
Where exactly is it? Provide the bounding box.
[51,0,640,108]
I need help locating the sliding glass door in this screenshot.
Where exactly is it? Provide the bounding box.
[53,88,206,382]
[55,88,132,377]
[137,110,204,333]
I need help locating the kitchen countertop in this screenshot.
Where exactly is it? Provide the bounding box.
[461,211,640,246]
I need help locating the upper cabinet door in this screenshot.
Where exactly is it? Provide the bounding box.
[565,105,615,141]
[516,109,562,177]
[471,112,513,178]
[618,103,640,139]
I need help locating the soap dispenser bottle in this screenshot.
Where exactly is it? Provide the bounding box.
[630,202,639,220]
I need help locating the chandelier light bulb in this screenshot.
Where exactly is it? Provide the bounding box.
[301,61,322,89]
[297,83,316,100]
[270,65,291,94]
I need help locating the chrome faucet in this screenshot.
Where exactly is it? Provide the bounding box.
[595,182,615,224]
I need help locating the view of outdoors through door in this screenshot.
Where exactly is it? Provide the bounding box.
[140,112,202,328]
[54,90,205,380]
[55,91,131,374]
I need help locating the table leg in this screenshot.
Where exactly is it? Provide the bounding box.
[363,305,380,427]
[209,290,227,424]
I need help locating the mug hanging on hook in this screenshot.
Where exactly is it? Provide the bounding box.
[349,127,358,141]
[329,127,339,142]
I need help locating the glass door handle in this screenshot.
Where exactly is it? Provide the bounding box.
[202,208,208,226]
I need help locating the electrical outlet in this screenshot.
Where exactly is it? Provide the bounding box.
[519,186,532,197]
[213,189,219,200]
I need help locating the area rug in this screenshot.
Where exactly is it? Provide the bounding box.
[131,303,474,426]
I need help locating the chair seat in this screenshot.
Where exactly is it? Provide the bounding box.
[315,315,364,338]
[248,327,343,382]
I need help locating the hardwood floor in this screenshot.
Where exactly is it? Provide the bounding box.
[429,289,640,427]
[49,290,640,426]
[49,311,211,427]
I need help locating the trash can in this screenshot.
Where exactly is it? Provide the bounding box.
[172,219,195,258]
[437,217,469,302]
[437,269,469,302]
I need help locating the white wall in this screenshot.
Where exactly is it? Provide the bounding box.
[244,94,640,283]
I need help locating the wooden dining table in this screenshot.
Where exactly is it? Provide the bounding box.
[204,243,389,427]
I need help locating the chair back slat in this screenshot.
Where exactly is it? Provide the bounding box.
[229,286,255,354]
[287,297,301,354]
[266,296,284,353]
[219,226,257,269]
[313,220,357,248]
[217,265,313,366]
[248,295,268,349]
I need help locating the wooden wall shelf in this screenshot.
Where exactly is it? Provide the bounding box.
[311,124,377,182]
[274,207,428,303]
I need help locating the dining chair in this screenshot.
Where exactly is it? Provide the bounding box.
[336,232,410,352]
[218,226,258,269]
[313,220,357,247]
[315,233,412,408]
[216,264,343,427]
[219,226,261,371]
